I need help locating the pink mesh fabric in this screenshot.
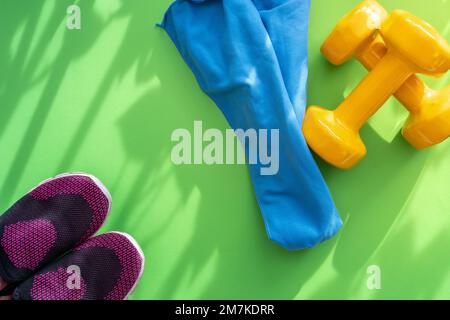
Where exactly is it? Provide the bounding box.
[31,267,87,300]
[29,175,109,242]
[1,219,56,270]
[76,233,143,300]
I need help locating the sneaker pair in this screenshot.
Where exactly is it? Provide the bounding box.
[0,173,145,300]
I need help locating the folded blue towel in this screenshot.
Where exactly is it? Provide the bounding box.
[160,0,342,250]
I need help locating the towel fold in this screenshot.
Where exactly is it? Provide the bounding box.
[160,0,342,250]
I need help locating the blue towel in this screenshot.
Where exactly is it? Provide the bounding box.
[160,0,342,250]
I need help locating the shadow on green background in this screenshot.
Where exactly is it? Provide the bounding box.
[0,0,449,299]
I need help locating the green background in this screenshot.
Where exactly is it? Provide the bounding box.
[0,0,449,300]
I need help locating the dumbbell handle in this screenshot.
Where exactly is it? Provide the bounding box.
[356,36,429,115]
[335,50,414,130]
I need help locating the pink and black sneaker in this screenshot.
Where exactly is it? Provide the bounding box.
[0,173,112,284]
[11,232,145,300]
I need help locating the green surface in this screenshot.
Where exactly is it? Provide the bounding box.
[0,0,449,300]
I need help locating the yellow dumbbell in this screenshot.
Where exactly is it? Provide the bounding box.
[303,9,450,169]
[321,0,450,150]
